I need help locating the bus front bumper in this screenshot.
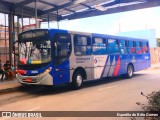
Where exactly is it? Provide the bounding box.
[17,73,53,85]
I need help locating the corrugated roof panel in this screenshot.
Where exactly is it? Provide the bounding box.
[49,9,73,17]
[84,0,114,7]
[25,2,54,11]
[57,9,72,16]
[41,0,70,6]
[66,4,87,12]
[2,0,25,4]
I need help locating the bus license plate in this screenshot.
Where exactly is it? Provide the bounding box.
[24,78,32,82]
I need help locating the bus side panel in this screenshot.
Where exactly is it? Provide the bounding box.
[118,55,129,75]
[69,33,93,82]
[119,53,151,73]
[142,53,151,69]
[93,55,108,79]
[101,54,130,77]
[49,29,71,85]
[101,55,122,77]
[69,55,93,81]
[52,60,70,85]
[133,53,151,72]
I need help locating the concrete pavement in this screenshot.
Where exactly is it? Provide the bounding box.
[0,62,160,94]
[0,79,21,94]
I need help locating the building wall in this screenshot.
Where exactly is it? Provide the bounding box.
[0,26,9,63]
[150,48,160,64]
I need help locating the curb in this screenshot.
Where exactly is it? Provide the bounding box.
[0,86,20,95]
[0,79,21,95]
[146,66,160,70]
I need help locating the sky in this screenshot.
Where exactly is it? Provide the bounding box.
[41,6,160,38]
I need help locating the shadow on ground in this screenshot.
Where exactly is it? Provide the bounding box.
[0,73,147,107]
[17,73,146,96]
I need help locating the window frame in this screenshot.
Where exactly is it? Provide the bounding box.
[119,40,128,54]
[74,34,92,56]
[107,38,120,54]
[141,41,149,53]
[135,41,142,54]
[128,41,136,54]
[92,37,107,55]
[53,33,72,65]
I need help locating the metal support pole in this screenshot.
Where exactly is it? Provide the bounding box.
[9,13,14,65]
[57,11,59,29]
[35,0,38,29]
[21,7,24,32]
[4,14,7,61]
[48,13,50,28]
[17,16,19,35]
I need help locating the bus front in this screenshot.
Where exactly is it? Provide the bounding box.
[17,29,53,85]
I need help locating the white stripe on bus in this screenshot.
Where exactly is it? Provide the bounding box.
[108,56,116,77]
[103,56,110,77]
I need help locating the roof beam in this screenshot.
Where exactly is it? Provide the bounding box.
[0,0,13,13]
[14,0,36,7]
[39,0,55,6]
[40,1,76,15]
[39,0,75,13]
[60,0,160,20]
[103,1,119,7]
[80,3,92,9]
[119,0,146,3]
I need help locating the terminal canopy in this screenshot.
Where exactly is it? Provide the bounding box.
[0,0,160,21]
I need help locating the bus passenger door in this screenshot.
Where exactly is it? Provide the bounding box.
[53,33,72,85]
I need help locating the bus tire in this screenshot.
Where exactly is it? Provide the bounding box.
[72,71,83,89]
[126,64,134,78]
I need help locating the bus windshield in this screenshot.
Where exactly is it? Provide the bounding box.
[18,30,51,64]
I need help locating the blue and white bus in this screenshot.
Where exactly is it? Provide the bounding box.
[16,29,150,89]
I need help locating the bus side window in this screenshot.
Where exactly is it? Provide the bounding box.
[74,35,92,55]
[115,40,120,53]
[54,34,71,57]
[119,40,127,54]
[107,39,114,54]
[53,33,72,65]
[128,41,135,53]
[141,42,148,53]
[92,38,107,55]
[135,41,142,54]
[107,39,120,54]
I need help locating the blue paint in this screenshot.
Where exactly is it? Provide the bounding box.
[48,29,70,85]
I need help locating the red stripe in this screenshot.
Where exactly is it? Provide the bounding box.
[113,57,121,76]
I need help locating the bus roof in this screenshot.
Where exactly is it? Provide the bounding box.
[91,33,148,42]
[20,28,149,42]
[49,28,149,42]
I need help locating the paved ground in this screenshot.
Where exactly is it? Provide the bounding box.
[0,62,160,93]
[0,63,160,120]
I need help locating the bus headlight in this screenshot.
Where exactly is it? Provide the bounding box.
[38,67,52,77]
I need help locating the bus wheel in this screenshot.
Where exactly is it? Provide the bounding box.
[126,64,134,78]
[72,71,83,89]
